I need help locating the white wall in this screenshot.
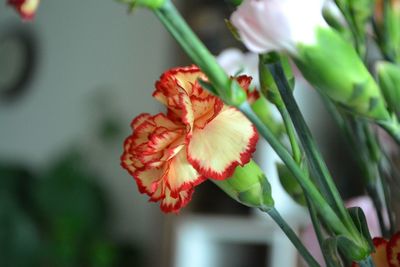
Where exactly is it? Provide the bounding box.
[0,1,173,266]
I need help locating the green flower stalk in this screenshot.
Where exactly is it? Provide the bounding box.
[258,52,301,163]
[376,61,400,116]
[214,160,321,267]
[374,0,400,63]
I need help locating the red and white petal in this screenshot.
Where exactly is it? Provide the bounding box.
[372,238,390,267]
[148,128,183,152]
[153,113,183,130]
[175,72,204,95]
[187,106,258,180]
[134,167,165,195]
[121,152,142,175]
[160,187,194,213]
[191,95,224,129]
[178,92,194,129]
[153,65,202,103]
[131,113,152,130]
[192,80,210,98]
[121,137,143,172]
[132,120,156,146]
[165,148,206,197]
[236,75,253,90]
[152,89,168,106]
[160,89,195,129]
[236,75,260,104]
[388,232,400,267]
[139,151,163,167]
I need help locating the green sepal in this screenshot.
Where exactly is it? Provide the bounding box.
[276,163,306,206]
[228,79,247,107]
[237,174,274,211]
[321,237,345,267]
[250,96,284,138]
[295,27,390,121]
[323,234,371,265]
[376,61,400,116]
[347,207,374,249]
[325,207,373,262]
[336,235,370,261]
[224,19,241,41]
[212,160,274,210]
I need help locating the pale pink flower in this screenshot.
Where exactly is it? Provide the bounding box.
[230,0,327,54]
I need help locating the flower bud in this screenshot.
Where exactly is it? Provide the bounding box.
[250,96,284,137]
[212,160,274,211]
[276,163,306,206]
[376,61,400,116]
[295,28,390,121]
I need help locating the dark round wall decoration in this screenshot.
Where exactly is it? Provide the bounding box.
[0,26,37,103]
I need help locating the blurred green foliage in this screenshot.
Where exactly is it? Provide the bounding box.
[0,151,143,267]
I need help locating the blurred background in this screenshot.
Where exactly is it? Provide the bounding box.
[0,0,363,266]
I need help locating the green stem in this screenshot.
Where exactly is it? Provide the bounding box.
[305,196,340,267]
[239,102,350,237]
[154,0,230,97]
[378,158,397,236]
[266,208,321,267]
[278,105,302,164]
[268,63,354,231]
[324,96,392,236]
[366,183,388,237]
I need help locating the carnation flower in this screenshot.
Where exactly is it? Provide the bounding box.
[121,66,258,212]
[8,0,40,20]
[352,232,400,267]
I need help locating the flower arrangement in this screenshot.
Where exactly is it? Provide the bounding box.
[9,0,400,266]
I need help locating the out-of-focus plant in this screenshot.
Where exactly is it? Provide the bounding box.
[0,151,144,267]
